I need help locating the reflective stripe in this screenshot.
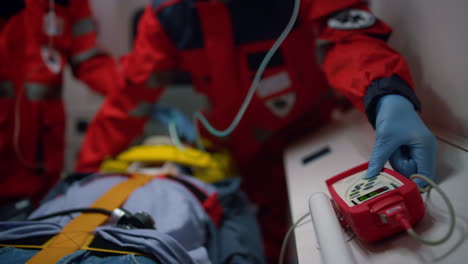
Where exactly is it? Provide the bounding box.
[264,92,296,118]
[129,102,153,117]
[256,71,291,98]
[0,81,14,98]
[72,17,95,37]
[70,48,101,66]
[327,9,376,30]
[25,83,62,101]
[146,71,176,88]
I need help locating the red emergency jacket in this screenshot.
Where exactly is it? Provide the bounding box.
[0,0,120,205]
[76,0,415,171]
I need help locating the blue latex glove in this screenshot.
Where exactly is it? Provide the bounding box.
[365,95,438,187]
[151,104,196,144]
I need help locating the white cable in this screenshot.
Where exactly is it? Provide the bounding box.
[192,0,301,138]
[169,0,301,152]
[168,115,206,159]
[279,174,456,264]
[278,198,355,264]
[279,212,310,264]
[13,0,57,170]
[168,116,183,148]
[14,64,46,169]
[13,86,42,169]
[405,174,456,246]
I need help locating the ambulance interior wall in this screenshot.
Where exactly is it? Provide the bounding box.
[63,0,468,173]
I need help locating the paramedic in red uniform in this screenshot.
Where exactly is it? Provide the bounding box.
[76,0,438,261]
[0,0,120,208]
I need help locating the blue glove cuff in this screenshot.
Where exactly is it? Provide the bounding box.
[364,74,421,128]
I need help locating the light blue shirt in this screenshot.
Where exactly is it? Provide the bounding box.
[0,174,216,264]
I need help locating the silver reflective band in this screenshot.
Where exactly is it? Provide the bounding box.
[129,102,153,117]
[327,9,376,30]
[0,81,14,98]
[25,83,62,100]
[70,48,101,66]
[41,46,62,74]
[72,18,95,37]
[264,92,296,118]
[146,71,176,88]
[256,71,291,98]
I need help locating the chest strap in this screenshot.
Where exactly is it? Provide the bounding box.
[24,173,156,264]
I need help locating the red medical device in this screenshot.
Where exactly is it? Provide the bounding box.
[326,162,425,242]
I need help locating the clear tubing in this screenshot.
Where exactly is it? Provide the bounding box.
[193,0,301,138]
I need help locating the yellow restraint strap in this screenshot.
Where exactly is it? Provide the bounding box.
[25,173,155,264]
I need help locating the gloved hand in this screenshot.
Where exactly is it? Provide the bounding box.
[365,95,438,187]
[151,103,196,144]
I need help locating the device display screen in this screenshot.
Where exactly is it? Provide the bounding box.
[357,186,389,202]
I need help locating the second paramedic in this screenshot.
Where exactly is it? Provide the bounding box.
[0,0,121,209]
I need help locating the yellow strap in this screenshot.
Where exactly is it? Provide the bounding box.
[25,174,155,264]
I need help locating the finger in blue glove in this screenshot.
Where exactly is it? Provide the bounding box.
[365,95,438,188]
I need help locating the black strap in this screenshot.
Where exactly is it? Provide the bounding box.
[0,235,51,247]
[164,176,208,203]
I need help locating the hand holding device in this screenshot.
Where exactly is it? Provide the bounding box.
[280,163,455,264]
[327,163,455,245]
[328,163,425,242]
[366,95,438,187]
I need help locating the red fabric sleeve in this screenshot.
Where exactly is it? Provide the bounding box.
[67,0,119,96]
[75,5,177,172]
[309,0,415,112]
[72,56,122,96]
